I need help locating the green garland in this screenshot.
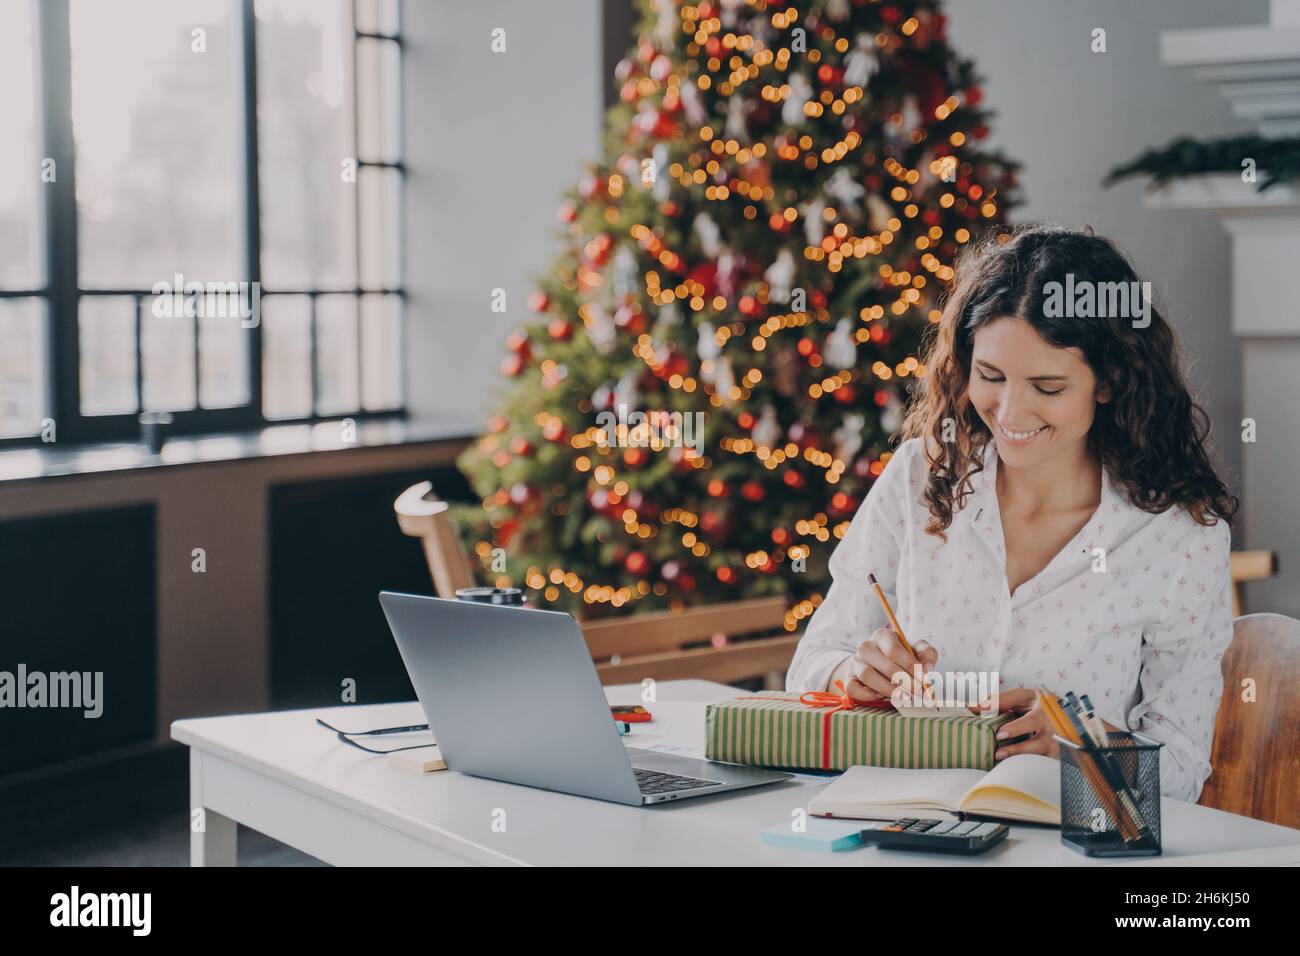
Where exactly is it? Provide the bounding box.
[1104,134,1300,192]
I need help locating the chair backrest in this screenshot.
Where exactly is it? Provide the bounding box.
[1230,550,1278,617]
[393,481,798,687]
[579,596,788,660]
[1198,612,1300,827]
[394,481,475,598]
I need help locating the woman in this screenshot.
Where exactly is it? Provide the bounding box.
[786,225,1238,803]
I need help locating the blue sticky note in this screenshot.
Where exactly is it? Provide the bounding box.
[761,818,867,852]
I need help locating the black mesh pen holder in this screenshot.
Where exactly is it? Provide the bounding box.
[1057,731,1163,857]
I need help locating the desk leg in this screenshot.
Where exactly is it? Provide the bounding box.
[189,750,238,867]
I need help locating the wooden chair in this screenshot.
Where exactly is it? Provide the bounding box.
[1230,550,1278,617]
[395,481,800,687]
[1198,612,1300,828]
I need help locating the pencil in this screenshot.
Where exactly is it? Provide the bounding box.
[867,572,934,702]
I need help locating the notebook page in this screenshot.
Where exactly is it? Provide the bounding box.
[808,765,987,817]
[959,754,1060,813]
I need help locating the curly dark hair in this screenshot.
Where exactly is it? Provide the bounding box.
[900,224,1238,538]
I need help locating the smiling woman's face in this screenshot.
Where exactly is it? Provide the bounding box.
[967,316,1104,469]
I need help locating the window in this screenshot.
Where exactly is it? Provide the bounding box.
[0,0,405,446]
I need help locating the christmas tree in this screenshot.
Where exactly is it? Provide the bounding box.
[455,0,1020,628]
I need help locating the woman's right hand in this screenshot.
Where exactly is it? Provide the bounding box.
[834,627,938,703]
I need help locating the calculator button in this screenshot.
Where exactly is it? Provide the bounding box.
[969,823,1001,837]
[928,821,959,835]
[950,822,979,835]
[897,819,917,826]
[882,825,905,832]
[909,821,938,831]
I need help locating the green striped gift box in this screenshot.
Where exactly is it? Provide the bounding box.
[704,693,1014,772]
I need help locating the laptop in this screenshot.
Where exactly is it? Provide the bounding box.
[379,591,792,806]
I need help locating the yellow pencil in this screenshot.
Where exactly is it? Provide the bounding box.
[867,572,934,702]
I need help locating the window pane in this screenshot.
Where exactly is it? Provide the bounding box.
[70,0,242,288]
[262,295,312,419]
[315,294,358,415]
[355,0,399,35]
[359,166,400,290]
[79,296,138,416]
[0,298,46,438]
[141,295,197,412]
[257,0,357,290]
[0,0,42,289]
[199,296,251,408]
[356,38,401,164]
[360,293,401,410]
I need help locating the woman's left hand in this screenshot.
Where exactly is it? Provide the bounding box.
[976,687,1124,761]
[974,687,1061,762]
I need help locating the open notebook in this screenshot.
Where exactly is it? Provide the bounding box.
[807,754,1061,825]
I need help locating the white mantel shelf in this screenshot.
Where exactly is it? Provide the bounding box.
[1160,24,1300,65]
[1142,173,1300,214]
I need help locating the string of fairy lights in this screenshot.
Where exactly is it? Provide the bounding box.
[474,1,1001,628]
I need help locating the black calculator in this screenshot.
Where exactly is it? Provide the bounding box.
[859,818,1009,855]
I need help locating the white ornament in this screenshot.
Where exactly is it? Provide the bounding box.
[826,0,851,22]
[866,194,893,232]
[694,212,722,258]
[881,392,904,434]
[712,355,735,399]
[801,198,826,246]
[824,318,858,370]
[655,300,683,329]
[653,0,678,46]
[725,95,749,140]
[782,74,812,127]
[587,303,616,354]
[652,142,671,201]
[717,248,739,299]
[765,250,796,304]
[680,81,707,126]
[614,370,640,411]
[613,246,638,298]
[832,413,866,464]
[826,167,865,211]
[843,35,879,88]
[751,404,781,448]
[900,95,923,135]
[697,321,721,363]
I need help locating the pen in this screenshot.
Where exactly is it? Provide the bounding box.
[866,572,935,702]
[1079,694,1110,746]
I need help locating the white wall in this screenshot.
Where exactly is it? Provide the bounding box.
[402,0,603,426]
[945,0,1270,515]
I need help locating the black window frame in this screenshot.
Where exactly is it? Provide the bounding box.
[0,0,406,449]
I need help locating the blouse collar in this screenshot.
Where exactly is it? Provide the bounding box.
[966,437,1125,536]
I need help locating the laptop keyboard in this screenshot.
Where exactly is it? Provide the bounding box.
[634,767,723,794]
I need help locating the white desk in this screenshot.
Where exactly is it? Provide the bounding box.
[171,679,1300,866]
